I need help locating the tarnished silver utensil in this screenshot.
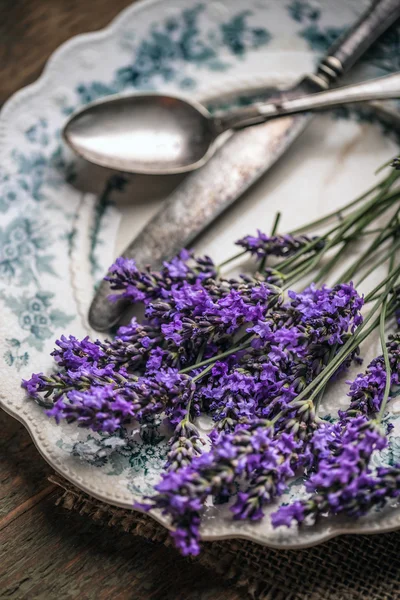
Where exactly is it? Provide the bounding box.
[89,0,400,331]
[65,71,400,176]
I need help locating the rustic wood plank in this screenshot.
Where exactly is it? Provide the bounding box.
[0,410,240,599]
[0,410,55,518]
[0,0,135,105]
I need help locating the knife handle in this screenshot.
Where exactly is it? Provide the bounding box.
[315,0,400,85]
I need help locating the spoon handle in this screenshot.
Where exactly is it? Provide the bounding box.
[218,72,400,131]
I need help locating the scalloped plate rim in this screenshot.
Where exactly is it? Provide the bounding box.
[2,0,400,549]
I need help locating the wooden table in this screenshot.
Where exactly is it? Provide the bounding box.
[0,2,240,598]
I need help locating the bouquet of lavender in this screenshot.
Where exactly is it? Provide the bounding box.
[23,159,400,555]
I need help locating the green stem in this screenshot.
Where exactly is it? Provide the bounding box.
[313,240,351,284]
[285,188,400,287]
[337,204,400,284]
[192,362,215,383]
[289,178,387,235]
[378,253,397,422]
[218,250,247,269]
[276,230,334,272]
[307,315,382,404]
[271,212,281,236]
[377,296,391,422]
[260,211,282,271]
[356,235,400,287]
[375,157,397,174]
[179,339,252,374]
[283,197,383,289]
[216,172,399,278]
[365,263,400,303]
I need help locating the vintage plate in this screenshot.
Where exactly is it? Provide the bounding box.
[1,0,400,548]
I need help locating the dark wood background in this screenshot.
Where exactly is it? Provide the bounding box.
[0,2,240,598]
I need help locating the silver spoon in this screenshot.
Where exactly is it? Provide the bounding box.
[64,71,400,176]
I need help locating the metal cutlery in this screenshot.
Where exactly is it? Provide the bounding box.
[87,0,400,331]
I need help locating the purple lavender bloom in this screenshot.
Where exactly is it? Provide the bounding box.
[345,334,400,417]
[271,417,387,528]
[23,233,374,555]
[287,282,364,345]
[106,257,149,303]
[230,431,302,521]
[271,501,305,528]
[144,419,312,552]
[179,279,282,347]
[109,319,167,369]
[236,230,324,260]
[201,369,259,431]
[22,359,131,407]
[143,420,275,554]
[106,251,217,305]
[272,464,400,529]
[26,362,194,433]
[46,385,135,433]
[272,336,400,530]
[51,335,106,370]
[146,347,169,372]
[166,420,206,471]
[163,250,191,278]
[22,372,45,397]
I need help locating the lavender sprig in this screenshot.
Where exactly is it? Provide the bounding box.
[271,417,387,527]
[236,231,325,260]
[140,419,289,555]
[166,420,206,471]
[272,335,400,528]
[273,464,400,528]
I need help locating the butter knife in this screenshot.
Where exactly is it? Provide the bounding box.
[89,0,400,331]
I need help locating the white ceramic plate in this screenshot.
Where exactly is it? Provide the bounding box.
[1,0,400,548]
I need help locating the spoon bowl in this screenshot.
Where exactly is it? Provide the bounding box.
[63,93,219,175]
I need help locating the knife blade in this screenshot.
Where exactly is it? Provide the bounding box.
[89,92,314,331]
[89,0,400,331]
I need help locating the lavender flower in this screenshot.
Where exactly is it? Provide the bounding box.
[51,335,107,370]
[106,251,217,304]
[21,233,382,558]
[24,366,194,433]
[271,463,400,529]
[287,282,364,345]
[109,319,166,369]
[271,417,387,527]
[166,420,206,471]
[142,420,276,554]
[22,362,127,400]
[345,334,400,418]
[271,337,400,529]
[46,385,135,433]
[202,367,259,431]
[198,283,362,432]
[236,230,324,260]
[48,321,167,374]
[230,430,303,521]
[142,419,309,553]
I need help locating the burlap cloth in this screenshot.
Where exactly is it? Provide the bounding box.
[50,474,400,599]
